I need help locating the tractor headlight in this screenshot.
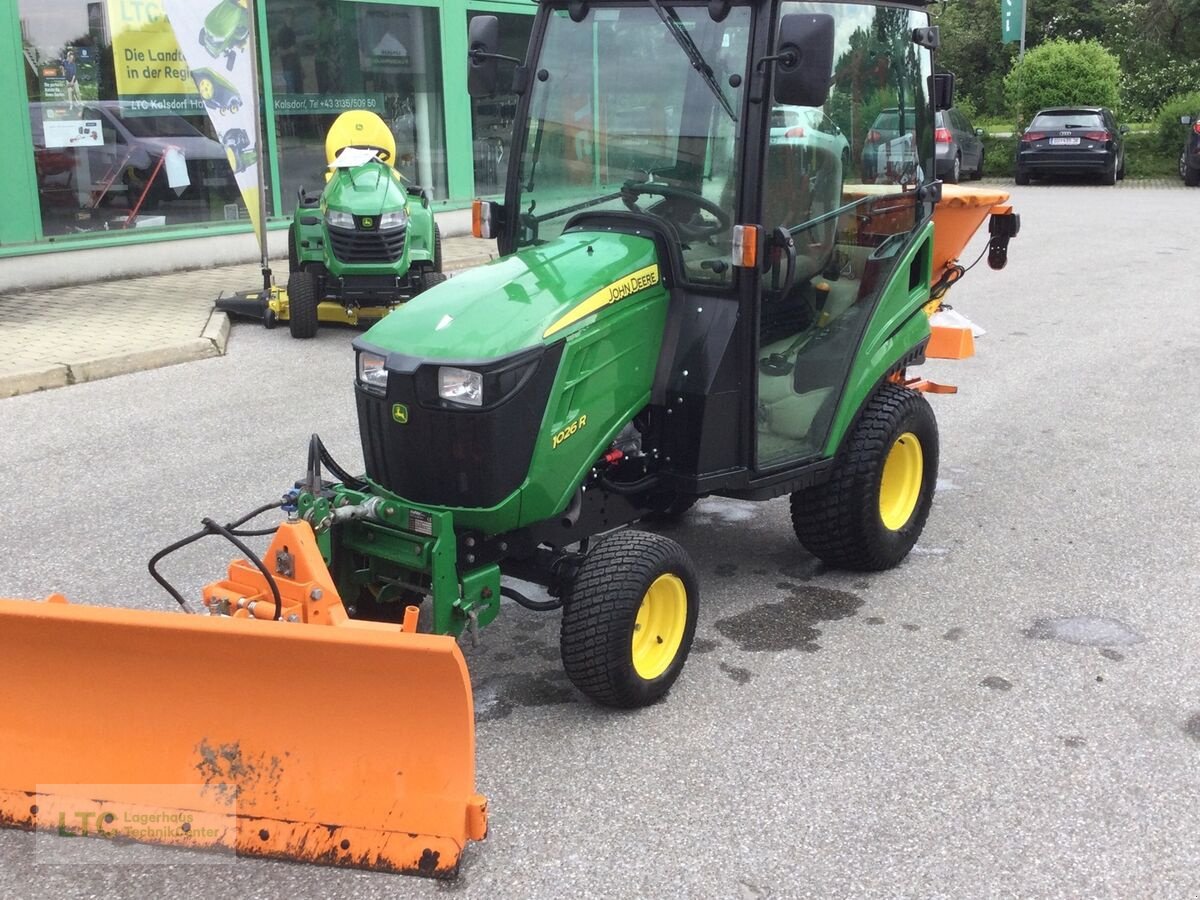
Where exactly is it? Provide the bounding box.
[378,210,408,230]
[326,209,354,229]
[437,367,483,407]
[356,351,389,395]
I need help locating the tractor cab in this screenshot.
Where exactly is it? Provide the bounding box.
[468,0,943,483]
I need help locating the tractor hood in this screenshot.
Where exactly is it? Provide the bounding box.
[324,162,409,218]
[358,231,661,361]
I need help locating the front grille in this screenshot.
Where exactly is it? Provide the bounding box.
[356,344,564,510]
[328,226,406,264]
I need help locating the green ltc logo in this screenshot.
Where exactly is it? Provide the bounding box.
[391,403,408,424]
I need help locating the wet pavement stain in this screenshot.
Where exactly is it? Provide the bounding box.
[1062,736,1087,748]
[719,662,753,684]
[1099,649,1125,662]
[714,586,863,652]
[691,637,719,654]
[943,626,965,641]
[865,616,886,626]
[475,673,577,723]
[773,553,825,582]
[981,676,1013,692]
[1024,616,1144,648]
[493,651,515,663]
[901,623,920,632]
[536,646,560,662]
[1184,713,1200,743]
[852,580,870,590]
[715,563,738,577]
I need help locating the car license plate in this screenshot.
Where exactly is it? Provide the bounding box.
[1049,137,1080,145]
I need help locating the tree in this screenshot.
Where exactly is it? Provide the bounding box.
[1004,38,1121,125]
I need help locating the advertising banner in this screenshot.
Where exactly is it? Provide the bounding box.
[105,0,202,112]
[1001,0,1025,45]
[161,0,265,246]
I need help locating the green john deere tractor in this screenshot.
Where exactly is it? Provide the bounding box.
[287,0,1018,707]
[283,110,444,338]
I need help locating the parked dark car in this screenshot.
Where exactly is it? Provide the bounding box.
[935,107,985,183]
[861,107,919,184]
[1015,107,1128,185]
[1179,114,1200,187]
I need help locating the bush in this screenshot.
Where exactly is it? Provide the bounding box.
[1154,91,1200,158]
[1122,132,1178,178]
[981,135,1016,178]
[1004,39,1121,127]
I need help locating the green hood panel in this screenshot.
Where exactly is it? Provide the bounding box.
[361,232,661,360]
[323,163,410,218]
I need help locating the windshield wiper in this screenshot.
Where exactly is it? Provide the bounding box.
[646,0,736,122]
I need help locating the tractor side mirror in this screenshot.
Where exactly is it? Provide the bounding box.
[468,15,500,97]
[772,13,835,108]
[932,72,955,111]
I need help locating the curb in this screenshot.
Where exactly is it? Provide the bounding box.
[0,365,69,399]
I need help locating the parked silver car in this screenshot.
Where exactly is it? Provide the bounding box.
[935,107,985,183]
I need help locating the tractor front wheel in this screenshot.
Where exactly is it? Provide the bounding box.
[560,530,699,708]
[790,384,938,571]
[420,270,448,292]
[287,269,320,339]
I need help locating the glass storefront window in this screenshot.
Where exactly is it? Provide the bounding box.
[266,0,447,214]
[467,10,533,196]
[19,0,246,236]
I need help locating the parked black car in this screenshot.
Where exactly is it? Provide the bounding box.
[1015,107,1128,185]
[1179,114,1200,187]
[935,107,985,183]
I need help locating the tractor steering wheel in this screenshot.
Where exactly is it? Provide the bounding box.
[620,182,731,241]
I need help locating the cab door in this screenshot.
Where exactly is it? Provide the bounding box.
[753,2,934,472]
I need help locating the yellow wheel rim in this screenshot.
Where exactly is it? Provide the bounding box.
[631,574,688,681]
[878,432,924,531]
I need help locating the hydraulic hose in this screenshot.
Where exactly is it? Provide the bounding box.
[500,584,562,612]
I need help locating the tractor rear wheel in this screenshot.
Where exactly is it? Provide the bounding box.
[560,530,699,708]
[287,269,320,339]
[790,384,938,571]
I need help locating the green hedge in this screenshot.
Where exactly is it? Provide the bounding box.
[1154,91,1200,157]
[1004,40,1121,127]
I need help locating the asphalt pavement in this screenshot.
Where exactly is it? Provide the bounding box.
[0,182,1198,899]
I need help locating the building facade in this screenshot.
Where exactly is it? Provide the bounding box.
[1,0,533,260]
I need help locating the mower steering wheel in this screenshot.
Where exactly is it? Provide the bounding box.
[621,182,731,241]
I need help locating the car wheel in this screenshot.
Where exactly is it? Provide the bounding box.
[789,384,938,571]
[972,151,984,180]
[1101,158,1117,185]
[1015,167,1030,186]
[946,154,961,184]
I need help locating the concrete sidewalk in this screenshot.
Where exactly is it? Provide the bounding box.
[0,234,497,399]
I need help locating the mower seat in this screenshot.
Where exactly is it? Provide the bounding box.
[325,110,397,168]
[763,140,843,284]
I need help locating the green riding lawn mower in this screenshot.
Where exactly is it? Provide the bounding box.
[289,0,1019,707]
[217,110,444,338]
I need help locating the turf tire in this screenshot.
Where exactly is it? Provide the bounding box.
[560,530,699,708]
[790,384,938,571]
[287,269,319,339]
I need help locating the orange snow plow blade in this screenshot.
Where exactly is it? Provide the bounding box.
[0,524,486,877]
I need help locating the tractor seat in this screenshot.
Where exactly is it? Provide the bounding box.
[325,110,397,169]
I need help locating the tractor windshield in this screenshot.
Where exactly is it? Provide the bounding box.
[512,3,752,286]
